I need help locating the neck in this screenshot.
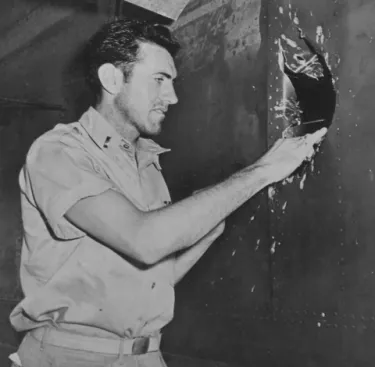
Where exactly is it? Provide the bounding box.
[95,102,140,146]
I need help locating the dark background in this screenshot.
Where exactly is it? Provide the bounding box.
[1,0,375,366]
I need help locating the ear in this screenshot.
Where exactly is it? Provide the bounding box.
[97,63,124,95]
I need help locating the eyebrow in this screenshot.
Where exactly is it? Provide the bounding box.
[154,72,175,80]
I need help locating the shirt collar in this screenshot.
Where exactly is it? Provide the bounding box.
[79,107,170,171]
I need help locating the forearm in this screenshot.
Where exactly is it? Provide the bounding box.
[172,223,224,285]
[138,164,271,263]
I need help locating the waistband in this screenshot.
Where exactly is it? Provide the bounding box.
[30,327,161,355]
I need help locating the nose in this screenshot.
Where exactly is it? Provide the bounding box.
[163,83,178,105]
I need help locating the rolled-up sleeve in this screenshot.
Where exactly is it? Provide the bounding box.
[22,141,115,240]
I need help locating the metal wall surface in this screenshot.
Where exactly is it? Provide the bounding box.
[163,0,375,366]
[267,0,375,365]
[160,0,277,365]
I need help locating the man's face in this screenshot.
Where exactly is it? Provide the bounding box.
[114,42,178,137]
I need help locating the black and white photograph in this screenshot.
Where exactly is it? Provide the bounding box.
[0,1,373,366]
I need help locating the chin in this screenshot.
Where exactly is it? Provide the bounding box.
[140,126,162,137]
[149,121,163,135]
[138,115,164,136]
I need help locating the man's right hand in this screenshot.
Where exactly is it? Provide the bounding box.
[255,127,328,184]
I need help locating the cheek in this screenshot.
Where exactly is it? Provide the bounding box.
[125,90,147,115]
[134,86,155,110]
[146,81,160,102]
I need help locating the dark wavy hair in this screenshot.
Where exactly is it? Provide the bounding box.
[84,18,181,102]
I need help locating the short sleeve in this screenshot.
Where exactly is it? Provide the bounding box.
[22,141,115,240]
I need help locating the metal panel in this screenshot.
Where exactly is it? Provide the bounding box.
[267,0,375,365]
[0,4,76,63]
[161,1,273,365]
[163,0,375,366]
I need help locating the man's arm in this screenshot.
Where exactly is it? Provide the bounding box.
[65,164,267,265]
[65,128,327,265]
[172,221,225,285]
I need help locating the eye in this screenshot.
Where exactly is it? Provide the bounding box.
[155,77,164,83]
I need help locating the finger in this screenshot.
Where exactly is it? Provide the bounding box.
[305,127,328,145]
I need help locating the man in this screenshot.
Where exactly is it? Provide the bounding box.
[9,18,326,367]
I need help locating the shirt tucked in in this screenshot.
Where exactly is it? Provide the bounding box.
[10,107,176,338]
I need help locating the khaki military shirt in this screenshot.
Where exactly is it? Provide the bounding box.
[10,107,176,338]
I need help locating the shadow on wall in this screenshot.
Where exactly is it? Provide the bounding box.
[61,43,96,120]
[24,0,98,11]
